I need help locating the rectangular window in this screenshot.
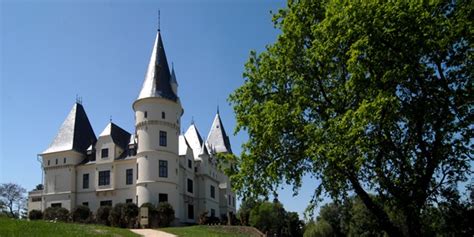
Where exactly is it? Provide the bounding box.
[159,193,168,203]
[210,185,215,199]
[188,204,194,219]
[63,157,66,163]
[48,160,50,166]
[159,131,167,146]
[211,208,216,217]
[51,203,61,208]
[159,160,168,178]
[98,170,110,186]
[31,197,41,202]
[82,202,88,207]
[162,112,165,119]
[101,148,109,158]
[126,199,133,203]
[144,111,148,118]
[187,179,193,193]
[188,159,192,169]
[83,173,89,189]
[126,169,133,185]
[55,159,58,165]
[100,200,112,206]
[233,197,236,207]
[228,195,231,205]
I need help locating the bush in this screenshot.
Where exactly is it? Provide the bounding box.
[72,205,92,223]
[43,207,69,222]
[109,203,126,228]
[124,203,139,228]
[156,202,175,227]
[28,210,43,220]
[198,211,220,225]
[96,206,112,226]
[198,211,209,225]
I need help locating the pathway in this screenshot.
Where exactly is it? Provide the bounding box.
[130,229,177,237]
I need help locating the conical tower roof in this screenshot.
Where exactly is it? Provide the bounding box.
[206,112,232,154]
[184,123,204,159]
[137,31,177,101]
[43,103,96,154]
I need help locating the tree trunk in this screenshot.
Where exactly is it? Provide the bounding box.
[347,174,403,237]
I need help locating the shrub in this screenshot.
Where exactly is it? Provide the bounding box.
[43,207,69,222]
[96,206,112,226]
[198,211,220,225]
[198,211,209,225]
[28,210,43,220]
[156,202,175,227]
[72,205,92,223]
[109,203,126,228]
[124,203,139,228]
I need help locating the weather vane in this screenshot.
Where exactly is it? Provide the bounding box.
[158,10,161,32]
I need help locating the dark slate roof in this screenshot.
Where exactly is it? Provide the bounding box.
[170,64,178,85]
[43,103,97,154]
[206,113,232,154]
[137,31,178,101]
[98,122,131,150]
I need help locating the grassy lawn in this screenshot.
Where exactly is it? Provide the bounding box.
[160,225,255,237]
[0,217,140,237]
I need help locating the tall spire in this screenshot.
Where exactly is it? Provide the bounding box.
[206,112,232,154]
[136,28,178,101]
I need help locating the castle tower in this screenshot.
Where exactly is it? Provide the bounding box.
[133,30,183,212]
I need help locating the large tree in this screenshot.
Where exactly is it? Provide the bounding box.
[228,0,472,236]
[0,183,26,218]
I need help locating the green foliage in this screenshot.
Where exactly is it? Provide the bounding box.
[284,212,304,237]
[43,207,69,222]
[123,203,139,228]
[109,203,139,228]
[0,216,140,237]
[96,206,112,226]
[71,205,91,223]
[28,210,43,220]
[237,197,260,226]
[229,0,472,236]
[249,201,286,236]
[156,202,175,227]
[304,220,334,237]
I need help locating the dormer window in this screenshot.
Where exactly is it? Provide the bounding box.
[101,148,109,158]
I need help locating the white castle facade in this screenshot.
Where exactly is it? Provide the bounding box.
[28,29,237,223]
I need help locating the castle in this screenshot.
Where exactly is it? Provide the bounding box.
[28,28,236,223]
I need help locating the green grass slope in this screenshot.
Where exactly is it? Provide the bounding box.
[0,217,139,237]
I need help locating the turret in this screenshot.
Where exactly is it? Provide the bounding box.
[133,29,183,212]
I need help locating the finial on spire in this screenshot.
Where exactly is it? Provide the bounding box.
[109,115,112,123]
[191,116,194,125]
[76,94,82,105]
[158,10,161,32]
[217,105,219,114]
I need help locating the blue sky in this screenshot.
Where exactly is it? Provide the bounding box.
[1,0,319,218]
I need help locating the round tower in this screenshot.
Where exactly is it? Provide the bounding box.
[133,30,183,211]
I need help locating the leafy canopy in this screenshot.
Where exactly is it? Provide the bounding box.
[229,0,472,236]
